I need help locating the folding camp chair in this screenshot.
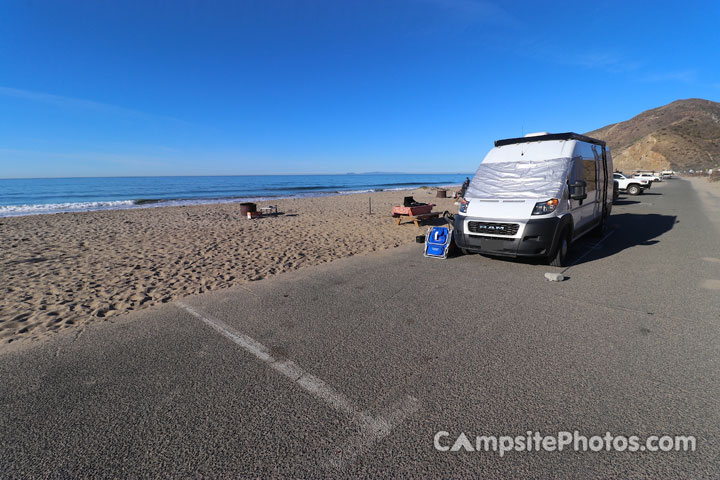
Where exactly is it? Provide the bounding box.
[424,226,451,259]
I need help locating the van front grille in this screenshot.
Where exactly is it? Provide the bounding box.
[467,221,519,236]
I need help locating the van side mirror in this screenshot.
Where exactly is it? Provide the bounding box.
[570,180,587,200]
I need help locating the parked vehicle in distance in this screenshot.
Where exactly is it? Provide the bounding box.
[661,170,674,179]
[633,172,662,182]
[614,172,649,195]
[454,132,614,267]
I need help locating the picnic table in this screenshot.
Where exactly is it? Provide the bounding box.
[258,205,278,216]
[392,211,441,227]
[391,202,439,227]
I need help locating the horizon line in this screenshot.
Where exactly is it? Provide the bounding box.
[0,172,474,180]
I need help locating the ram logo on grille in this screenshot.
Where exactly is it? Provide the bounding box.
[467,221,519,236]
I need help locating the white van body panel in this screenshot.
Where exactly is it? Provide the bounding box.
[464,198,533,220]
[481,140,576,168]
[464,139,577,226]
[455,133,613,259]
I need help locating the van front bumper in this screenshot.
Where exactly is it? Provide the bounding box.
[454,215,561,258]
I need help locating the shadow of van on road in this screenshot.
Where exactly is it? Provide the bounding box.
[463,213,677,267]
[569,212,677,266]
[613,199,641,206]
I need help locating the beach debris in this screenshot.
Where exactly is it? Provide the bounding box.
[544,272,566,282]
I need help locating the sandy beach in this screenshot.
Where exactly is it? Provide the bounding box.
[0,188,458,348]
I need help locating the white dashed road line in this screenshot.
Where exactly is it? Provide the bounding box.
[175,301,419,470]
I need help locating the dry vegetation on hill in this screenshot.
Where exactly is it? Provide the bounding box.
[586,98,720,172]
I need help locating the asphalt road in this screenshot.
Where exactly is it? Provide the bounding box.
[2,179,719,478]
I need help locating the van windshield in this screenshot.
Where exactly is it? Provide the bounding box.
[466,158,572,199]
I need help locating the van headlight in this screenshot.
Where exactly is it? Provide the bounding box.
[459,199,469,213]
[531,198,558,215]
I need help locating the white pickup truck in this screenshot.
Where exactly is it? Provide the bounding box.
[633,172,662,182]
[613,172,650,195]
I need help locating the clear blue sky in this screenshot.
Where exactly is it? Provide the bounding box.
[1,0,719,178]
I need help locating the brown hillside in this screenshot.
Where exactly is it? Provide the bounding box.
[586,98,720,172]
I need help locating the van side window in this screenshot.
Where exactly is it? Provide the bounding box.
[582,160,597,192]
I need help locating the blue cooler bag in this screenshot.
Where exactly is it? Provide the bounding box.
[424,226,451,259]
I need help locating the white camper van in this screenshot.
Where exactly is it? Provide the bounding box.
[454,132,613,267]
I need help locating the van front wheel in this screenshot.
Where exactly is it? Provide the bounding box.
[549,230,570,267]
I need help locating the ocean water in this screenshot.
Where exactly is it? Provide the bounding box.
[0,174,470,217]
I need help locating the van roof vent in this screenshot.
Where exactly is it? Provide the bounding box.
[524,132,550,137]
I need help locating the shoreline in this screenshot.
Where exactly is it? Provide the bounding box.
[0,184,461,218]
[0,174,469,218]
[0,186,459,349]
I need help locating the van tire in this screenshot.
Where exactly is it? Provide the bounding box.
[549,229,570,267]
[627,184,641,195]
